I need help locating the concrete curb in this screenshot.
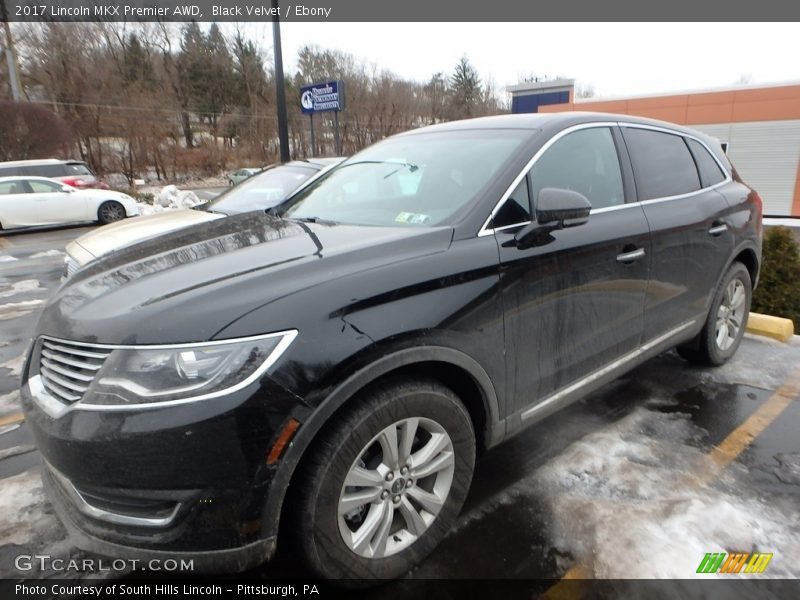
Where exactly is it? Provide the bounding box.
[746,313,795,343]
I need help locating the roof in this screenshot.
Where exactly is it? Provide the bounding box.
[0,175,64,183]
[402,112,710,138]
[0,158,84,167]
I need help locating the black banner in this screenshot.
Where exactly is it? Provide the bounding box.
[4,579,800,600]
[3,0,800,22]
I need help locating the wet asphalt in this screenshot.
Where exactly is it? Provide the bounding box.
[1,222,799,586]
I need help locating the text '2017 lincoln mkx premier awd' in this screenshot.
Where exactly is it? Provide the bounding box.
[21,112,762,579]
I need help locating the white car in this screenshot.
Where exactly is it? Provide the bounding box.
[0,176,139,230]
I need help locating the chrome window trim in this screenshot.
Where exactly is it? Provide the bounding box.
[478,121,619,237]
[28,330,298,418]
[480,120,732,237]
[618,122,733,199]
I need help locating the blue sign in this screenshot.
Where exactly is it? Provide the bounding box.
[300,80,345,114]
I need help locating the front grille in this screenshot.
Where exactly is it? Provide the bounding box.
[38,338,111,404]
[64,256,80,279]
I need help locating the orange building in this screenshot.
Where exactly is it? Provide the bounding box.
[510,80,800,216]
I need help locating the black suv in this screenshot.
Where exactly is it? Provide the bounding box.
[21,113,762,579]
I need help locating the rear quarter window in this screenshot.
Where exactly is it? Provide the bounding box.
[623,128,701,201]
[686,138,726,188]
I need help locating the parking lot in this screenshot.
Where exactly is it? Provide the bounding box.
[1,223,799,585]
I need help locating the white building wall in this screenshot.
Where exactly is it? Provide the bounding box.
[693,120,800,216]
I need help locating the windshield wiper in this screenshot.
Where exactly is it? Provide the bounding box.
[291,216,339,225]
[383,161,419,180]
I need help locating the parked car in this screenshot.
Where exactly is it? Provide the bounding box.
[63,158,344,277]
[0,176,138,231]
[0,159,109,190]
[228,167,261,186]
[21,113,761,579]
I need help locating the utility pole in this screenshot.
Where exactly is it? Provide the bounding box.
[271,0,290,162]
[1,6,24,100]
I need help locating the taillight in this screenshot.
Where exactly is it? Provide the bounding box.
[752,191,763,236]
[61,177,84,188]
[753,191,763,215]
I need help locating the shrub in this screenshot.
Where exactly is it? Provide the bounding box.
[751,226,800,326]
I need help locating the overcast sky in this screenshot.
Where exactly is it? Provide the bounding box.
[239,22,800,98]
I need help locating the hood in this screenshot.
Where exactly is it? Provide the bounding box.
[38,211,453,345]
[66,208,223,265]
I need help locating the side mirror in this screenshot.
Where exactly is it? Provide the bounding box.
[535,188,592,228]
[61,185,75,193]
[512,188,591,249]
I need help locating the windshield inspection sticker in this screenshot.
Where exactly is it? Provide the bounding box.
[395,212,432,225]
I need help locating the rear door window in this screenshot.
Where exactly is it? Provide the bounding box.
[623,128,701,200]
[686,138,726,188]
[0,180,27,194]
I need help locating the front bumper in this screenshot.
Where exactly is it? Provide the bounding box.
[42,466,276,573]
[20,370,304,571]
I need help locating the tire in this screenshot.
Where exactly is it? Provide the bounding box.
[97,201,126,224]
[294,377,476,580]
[677,262,751,366]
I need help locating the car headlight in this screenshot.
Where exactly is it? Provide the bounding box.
[80,331,297,407]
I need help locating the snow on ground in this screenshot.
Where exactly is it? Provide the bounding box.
[0,390,20,417]
[0,470,75,578]
[0,300,46,321]
[701,334,800,391]
[763,217,800,228]
[137,185,202,216]
[0,280,45,299]
[29,250,64,259]
[534,405,800,579]
[0,354,23,379]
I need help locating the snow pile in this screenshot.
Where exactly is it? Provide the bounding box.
[137,185,202,216]
[533,406,800,578]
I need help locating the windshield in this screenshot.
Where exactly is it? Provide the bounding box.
[206,165,317,215]
[282,130,529,227]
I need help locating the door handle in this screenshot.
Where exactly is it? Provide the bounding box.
[708,223,728,236]
[616,248,645,263]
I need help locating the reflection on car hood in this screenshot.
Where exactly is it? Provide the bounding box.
[66,208,223,265]
[39,211,453,344]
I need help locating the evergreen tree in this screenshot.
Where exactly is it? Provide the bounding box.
[448,55,482,119]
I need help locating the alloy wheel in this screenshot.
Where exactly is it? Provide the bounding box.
[100,202,125,222]
[715,278,746,351]
[337,417,455,559]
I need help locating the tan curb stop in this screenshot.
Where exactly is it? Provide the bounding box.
[746,312,795,343]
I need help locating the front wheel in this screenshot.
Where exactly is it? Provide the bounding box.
[678,261,751,366]
[295,378,475,580]
[97,200,126,224]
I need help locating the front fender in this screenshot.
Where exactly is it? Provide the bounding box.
[259,344,502,544]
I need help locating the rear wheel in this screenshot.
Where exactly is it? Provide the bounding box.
[97,201,126,224]
[677,262,751,366]
[295,378,475,580]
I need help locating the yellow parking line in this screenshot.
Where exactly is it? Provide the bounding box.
[0,412,24,427]
[703,368,800,480]
[541,367,800,591]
